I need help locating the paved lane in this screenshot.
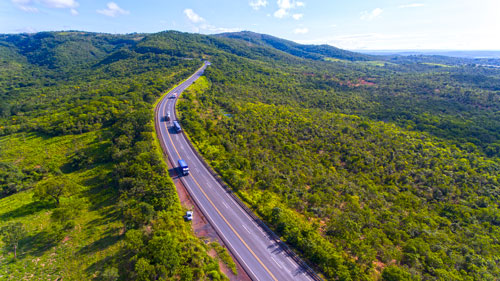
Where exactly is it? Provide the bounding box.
[155,61,317,281]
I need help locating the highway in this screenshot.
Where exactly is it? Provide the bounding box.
[155,61,318,281]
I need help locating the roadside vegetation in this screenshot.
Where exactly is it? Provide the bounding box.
[0,31,227,280]
[1,30,500,280]
[177,33,500,280]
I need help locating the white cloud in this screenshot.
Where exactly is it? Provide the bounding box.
[183,9,239,34]
[274,8,287,18]
[399,3,425,8]
[12,0,79,13]
[12,0,31,4]
[42,0,78,9]
[360,8,383,21]
[274,0,305,19]
[184,8,205,23]
[200,24,242,33]
[97,2,129,17]
[18,5,39,12]
[12,0,35,11]
[297,32,432,50]
[292,13,303,20]
[70,8,78,15]
[249,0,268,10]
[293,27,308,34]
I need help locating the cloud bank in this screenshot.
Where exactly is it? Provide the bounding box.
[97,2,130,17]
[184,8,205,23]
[249,0,268,10]
[360,8,383,21]
[12,0,79,14]
[274,0,305,19]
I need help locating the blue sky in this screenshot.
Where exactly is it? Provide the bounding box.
[1,0,499,50]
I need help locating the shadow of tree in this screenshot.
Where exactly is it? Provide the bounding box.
[20,230,59,258]
[77,230,122,256]
[0,200,54,221]
[84,247,134,280]
[82,174,119,215]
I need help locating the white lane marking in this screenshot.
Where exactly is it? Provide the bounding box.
[286,256,296,266]
[242,224,251,233]
[163,65,312,281]
[271,256,282,269]
[213,191,223,201]
[182,179,262,281]
[222,201,229,209]
[157,70,264,281]
[258,226,266,235]
[177,132,307,269]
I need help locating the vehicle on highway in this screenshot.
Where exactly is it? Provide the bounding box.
[185,210,193,221]
[178,159,189,176]
[166,112,171,121]
[173,120,182,133]
[170,93,177,99]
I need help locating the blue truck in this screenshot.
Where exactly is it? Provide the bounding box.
[173,121,182,133]
[178,159,189,176]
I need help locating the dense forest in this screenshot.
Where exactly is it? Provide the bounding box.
[176,32,500,280]
[0,31,229,280]
[1,30,500,280]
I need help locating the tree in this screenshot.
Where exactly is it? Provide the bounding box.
[101,267,119,281]
[382,265,413,281]
[33,176,76,205]
[1,222,26,259]
[135,258,155,281]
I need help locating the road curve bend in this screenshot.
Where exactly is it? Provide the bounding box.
[154,61,320,281]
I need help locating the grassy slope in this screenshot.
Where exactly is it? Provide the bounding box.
[0,131,122,280]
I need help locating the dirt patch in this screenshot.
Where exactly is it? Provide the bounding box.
[166,157,251,281]
[346,78,376,87]
[61,236,71,243]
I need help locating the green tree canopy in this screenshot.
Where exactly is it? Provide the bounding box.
[0,222,26,259]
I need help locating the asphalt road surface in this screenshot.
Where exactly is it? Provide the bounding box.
[155,61,316,281]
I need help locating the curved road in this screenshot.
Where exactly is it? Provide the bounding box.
[155,61,315,281]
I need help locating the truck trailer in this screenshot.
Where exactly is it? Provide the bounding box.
[173,121,182,133]
[178,159,189,176]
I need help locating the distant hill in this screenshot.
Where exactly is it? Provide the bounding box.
[358,50,500,59]
[216,31,374,61]
[0,31,142,69]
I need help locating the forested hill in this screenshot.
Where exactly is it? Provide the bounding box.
[216,31,374,61]
[1,30,500,280]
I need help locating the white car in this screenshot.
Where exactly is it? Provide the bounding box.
[185,211,193,221]
[170,93,177,99]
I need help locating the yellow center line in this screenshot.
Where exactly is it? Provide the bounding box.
[189,175,279,281]
[160,96,279,281]
[165,121,182,159]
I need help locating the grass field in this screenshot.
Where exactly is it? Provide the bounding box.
[0,131,125,280]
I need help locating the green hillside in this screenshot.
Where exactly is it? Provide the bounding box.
[0,31,228,281]
[1,30,500,280]
[175,33,500,280]
[216,31,373,61]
